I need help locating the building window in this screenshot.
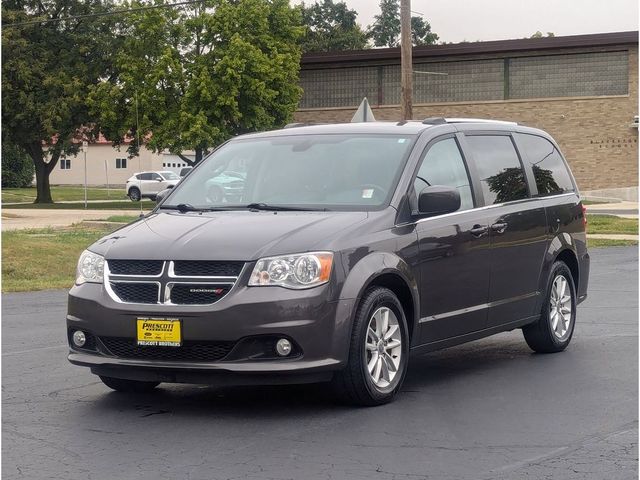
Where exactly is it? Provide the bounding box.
[116,158,127,169]
[60,159,71,170]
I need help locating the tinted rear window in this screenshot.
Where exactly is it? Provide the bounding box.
[516,133,575,196]
[465,135,529,205]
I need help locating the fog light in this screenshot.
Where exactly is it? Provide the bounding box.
[275,338,292,357]
[72,330,86,348]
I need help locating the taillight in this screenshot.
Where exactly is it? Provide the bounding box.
[581,204,587,228]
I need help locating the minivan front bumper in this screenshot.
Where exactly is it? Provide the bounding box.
[67,282,355,385]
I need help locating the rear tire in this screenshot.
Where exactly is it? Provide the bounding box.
[523,261,576,353]
[99,375,160,393]
[128,187,141,202]
[331,287,409,406]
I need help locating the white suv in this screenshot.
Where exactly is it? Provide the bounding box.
[126,171,180,201]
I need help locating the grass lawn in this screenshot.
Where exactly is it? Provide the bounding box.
[2,225,115,292]
[101,214,140,223]
[2,186,127,204]
[587,238,638,248]
[587,214,638,235]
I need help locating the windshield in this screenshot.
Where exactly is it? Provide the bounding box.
[162,134,416,211]
[161,171,180,180]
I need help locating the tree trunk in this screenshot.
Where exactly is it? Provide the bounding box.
[26,142,60,204]
[177,153,195,166]
[177,147,207,166]
[34,160,53,204]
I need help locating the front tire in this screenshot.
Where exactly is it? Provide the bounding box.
[128,187,141,202]
[332,287,409,406]
[523,261,576,353]
[99,376,160,393]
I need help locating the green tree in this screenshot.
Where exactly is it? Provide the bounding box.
[368,0,438,48]
[300,0,368,53]
[2,0,118,203]
[530,31,555,38]
[89,0,304,166]
[410,16,439,46]
[1,142,35,188]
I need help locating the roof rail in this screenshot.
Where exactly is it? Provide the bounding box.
[422,117,517,126]
[283,122,330,129]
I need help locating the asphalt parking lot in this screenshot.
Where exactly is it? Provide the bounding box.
[2,247,637,480]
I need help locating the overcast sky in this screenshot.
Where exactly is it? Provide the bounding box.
[300,0,639,43]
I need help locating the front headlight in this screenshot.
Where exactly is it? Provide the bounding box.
[249,252,333,289]
[76,250,105,285]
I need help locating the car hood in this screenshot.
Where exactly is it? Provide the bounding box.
[90,210,369,261]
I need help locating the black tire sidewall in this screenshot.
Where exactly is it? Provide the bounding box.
[355,288,410,402]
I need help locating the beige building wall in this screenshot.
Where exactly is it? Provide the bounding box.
[294,46,639,193]
[49,144,161,186]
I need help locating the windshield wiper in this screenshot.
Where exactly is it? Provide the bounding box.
[160,203,222,213]
[244,202,328,212]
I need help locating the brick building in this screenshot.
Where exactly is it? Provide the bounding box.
[50,31,638,199]
[295,31,639,199]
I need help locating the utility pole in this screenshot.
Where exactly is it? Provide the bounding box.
[400,0,413,120]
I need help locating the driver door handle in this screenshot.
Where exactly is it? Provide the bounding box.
[490,222,508,234]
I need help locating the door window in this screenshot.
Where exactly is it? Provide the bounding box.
[515,133,575,196]
[466,135,528,205]
[413,137,473,211]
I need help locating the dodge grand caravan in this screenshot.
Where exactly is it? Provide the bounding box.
[67,118,589,405]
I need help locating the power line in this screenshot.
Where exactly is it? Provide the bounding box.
[3,0,206,28]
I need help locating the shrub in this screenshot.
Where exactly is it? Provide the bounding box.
[2,142,35,188]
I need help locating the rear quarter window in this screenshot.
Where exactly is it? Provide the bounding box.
[515,133,575,196]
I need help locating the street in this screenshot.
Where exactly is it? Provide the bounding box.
[2,247,637,480]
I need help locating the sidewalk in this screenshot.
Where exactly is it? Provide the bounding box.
[585,201,638,218]
[587,233,638,241]
[1,209,147,231]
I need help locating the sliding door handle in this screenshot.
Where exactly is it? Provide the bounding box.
[490,222,508,234]
[470,225,488,237]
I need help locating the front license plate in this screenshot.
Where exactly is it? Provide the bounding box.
[137,318,181,347]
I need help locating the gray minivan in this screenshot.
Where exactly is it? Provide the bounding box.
[67,118,589,405]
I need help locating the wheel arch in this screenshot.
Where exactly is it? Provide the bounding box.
[555,248,579,291]
[339,252,420,344]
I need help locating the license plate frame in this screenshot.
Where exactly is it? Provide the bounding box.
[136,317,182,347]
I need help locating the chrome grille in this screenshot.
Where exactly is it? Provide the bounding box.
[108,260,164,276]
[110,282,159,304]
[105,260,242,305]
[172,261,243,277]
[168,284,231,305]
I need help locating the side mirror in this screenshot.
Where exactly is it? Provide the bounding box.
[156,188,172,205]
[417,185,461,216]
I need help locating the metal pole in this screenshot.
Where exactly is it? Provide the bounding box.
[83,148,88,209]
[400,0,413,121]
[104,158,110,198]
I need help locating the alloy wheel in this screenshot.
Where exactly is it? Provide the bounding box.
[365,306,402,389]
[550,274,572,340]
